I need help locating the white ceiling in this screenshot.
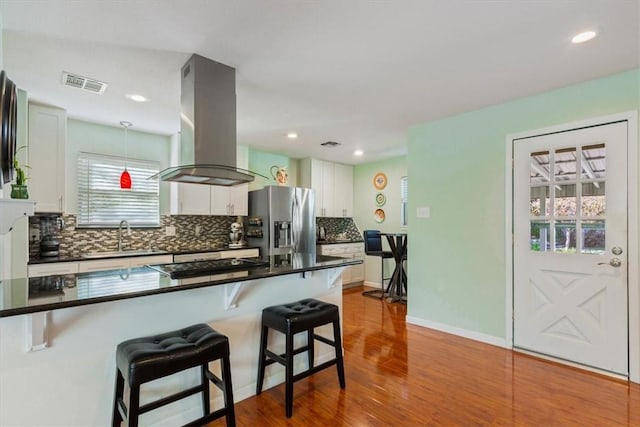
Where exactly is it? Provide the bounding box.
[1,0,638,164]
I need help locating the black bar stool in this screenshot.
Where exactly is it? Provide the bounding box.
[256,298,346,417]
[112,323,236,427]
[362,230,394,299]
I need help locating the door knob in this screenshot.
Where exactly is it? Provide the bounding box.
[598,258,622,267]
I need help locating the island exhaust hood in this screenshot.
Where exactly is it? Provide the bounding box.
[155,54,262,186]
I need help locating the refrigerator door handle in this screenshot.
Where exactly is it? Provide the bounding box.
[291,195,298,251]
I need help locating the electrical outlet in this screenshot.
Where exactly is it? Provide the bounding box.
[195,224,201,236]
[31,229,41,242]
[165,226,176,237]
[417,207,430,218]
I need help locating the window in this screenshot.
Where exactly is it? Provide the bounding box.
[77,152,160,227]
[400,176,408,227]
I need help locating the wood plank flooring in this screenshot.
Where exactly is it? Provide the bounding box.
[209,286,640,426]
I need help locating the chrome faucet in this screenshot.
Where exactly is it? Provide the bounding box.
[118,220,131,251]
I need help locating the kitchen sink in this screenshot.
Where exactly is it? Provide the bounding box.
[80,249,169,259]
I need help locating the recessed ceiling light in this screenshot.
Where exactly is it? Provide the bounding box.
[287,132,298,139]
[354,150,364,156]
[571,31,597,44]
[126,93,149,103]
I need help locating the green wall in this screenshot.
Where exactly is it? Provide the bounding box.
[407,69,640,339]
[248,148,297,190]
[66,119,172,214]
[353,156,407,285]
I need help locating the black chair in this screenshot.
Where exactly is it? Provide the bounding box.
[112,323,236,427]
[362,230,394,299]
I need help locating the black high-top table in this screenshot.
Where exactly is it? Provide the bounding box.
[380,233,407,303]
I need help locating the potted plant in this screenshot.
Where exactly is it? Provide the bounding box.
[10,146,29,199]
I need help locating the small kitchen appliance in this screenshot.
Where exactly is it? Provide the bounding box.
[229,218,245,248]
[39,216,65,257]
[318,226,327,241]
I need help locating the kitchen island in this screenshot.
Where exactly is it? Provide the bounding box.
[0,254,360,426]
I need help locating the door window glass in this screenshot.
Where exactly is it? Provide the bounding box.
[527,144,606,254]
[582,220,606,254]
[530,186,550,216]
[555,220,576,253]
[554,147,576,181]
[581,144,605,179]
[530,220,550,252]
[530,151,550,183]
[581,182,606,217]
[554,184,577,217]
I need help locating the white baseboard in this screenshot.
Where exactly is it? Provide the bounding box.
[363,281,383,289]
[405,316,508,349]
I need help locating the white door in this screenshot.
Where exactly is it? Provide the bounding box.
[513,121,628,375]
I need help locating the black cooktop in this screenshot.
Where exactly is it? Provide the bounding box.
[147,258,269,279]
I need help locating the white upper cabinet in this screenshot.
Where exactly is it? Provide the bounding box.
[175,183,211,215]
[333,162,354,217]
[28,104,67,213]
[171,145,249,216]
[300,158,353,217]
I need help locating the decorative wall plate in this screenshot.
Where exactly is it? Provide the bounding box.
[375,193,386,206]
[373,172,387,190]
[374,208,385,223]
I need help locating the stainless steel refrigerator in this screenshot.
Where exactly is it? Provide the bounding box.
[247,186,316,256]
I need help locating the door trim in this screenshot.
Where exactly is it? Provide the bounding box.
[505,111,639,383]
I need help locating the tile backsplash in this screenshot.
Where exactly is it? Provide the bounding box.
[316,217,362,241]
[29,214,364,259]
[29,214,238,259]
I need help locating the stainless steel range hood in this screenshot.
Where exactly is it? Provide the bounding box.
[155,54,260,186]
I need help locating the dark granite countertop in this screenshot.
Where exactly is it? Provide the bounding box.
[316,239,364,245]
[28,246,261,265]
[2,254,360,317]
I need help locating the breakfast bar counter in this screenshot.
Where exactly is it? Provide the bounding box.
[2,254,359,317]
[0,254,359,426]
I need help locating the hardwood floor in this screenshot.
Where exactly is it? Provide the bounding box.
[208,286,640,426]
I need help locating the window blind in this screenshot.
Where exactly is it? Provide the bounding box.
[77,152,160,227]
[400,176,408,227]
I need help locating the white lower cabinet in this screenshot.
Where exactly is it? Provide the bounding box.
[28,254,173,277]
[318,243,364,287]
[28,262,79,278]
[28,249,259,278]
[128,255,174,268]
[78,255,173,272]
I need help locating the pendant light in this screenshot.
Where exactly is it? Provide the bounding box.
[120,121,132,189]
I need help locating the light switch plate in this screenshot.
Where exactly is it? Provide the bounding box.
[417,207,430,218]
[165,226,176,236]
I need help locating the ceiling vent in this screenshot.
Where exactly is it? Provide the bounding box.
[61,71,108,94]
[321,141,340,147]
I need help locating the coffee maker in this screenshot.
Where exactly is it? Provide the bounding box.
[39,216,64,257]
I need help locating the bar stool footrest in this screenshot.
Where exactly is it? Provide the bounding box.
[182,407,231,427]
[292,359,338,383]
[139,384,204,415]
[313,334,334,347]
[264,344,311,366]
